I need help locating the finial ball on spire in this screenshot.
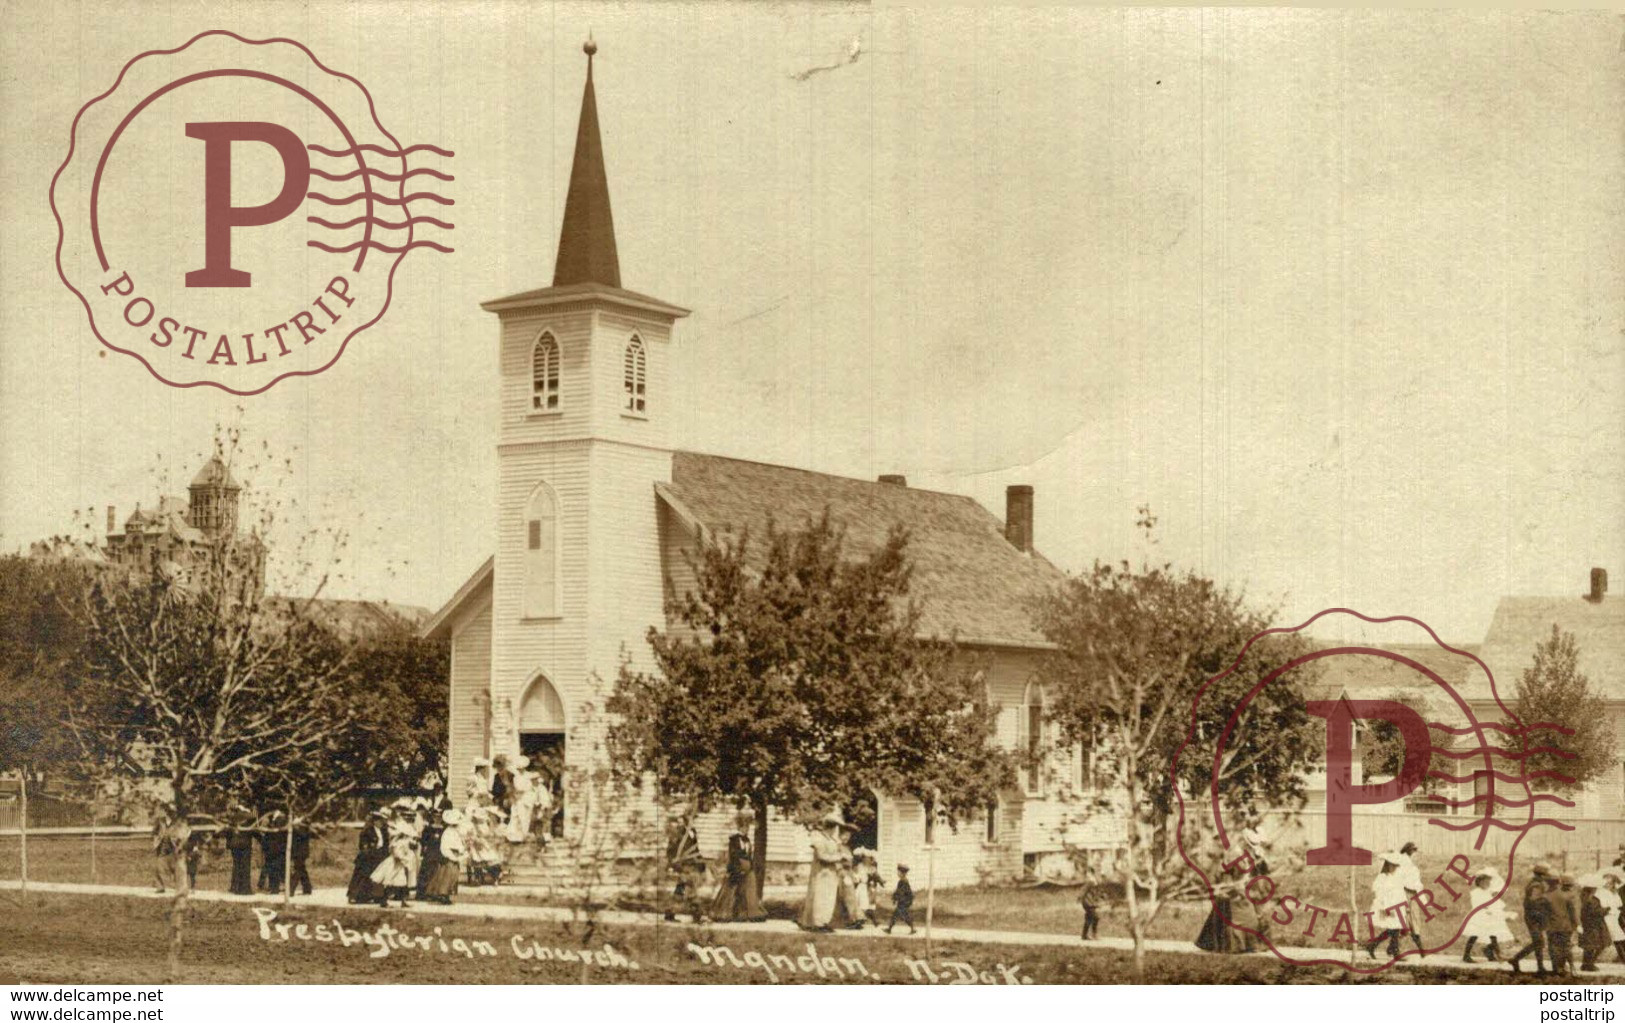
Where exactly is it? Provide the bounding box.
[584,36,597,57]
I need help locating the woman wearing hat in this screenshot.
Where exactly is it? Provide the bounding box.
[347,809,390,904]
[420,809,466,905]
[1462,868,1514,962]
[1509,864,1555,975]
[798,811,854,931]
[710,810,767,922]
[1362,852,1411,960]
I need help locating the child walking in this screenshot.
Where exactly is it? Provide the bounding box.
[1080,872,1105,941]
[885,864,916,935]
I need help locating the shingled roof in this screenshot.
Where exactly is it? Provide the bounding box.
[1470,595,1625,704]
[658,451,1065,649]
[1300,642,1482,704]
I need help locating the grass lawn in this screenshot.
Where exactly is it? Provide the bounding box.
[0,833,354,892]
[0,890,1557,985]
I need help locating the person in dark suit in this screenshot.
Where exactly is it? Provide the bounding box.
[287,820,314,896]
[1080,871,1105,941]
[225,815,256,895]
[347,809,389,904]
[259,811,289,894]
[1509,863,1554,976]
[709,810,766,922]
[1578,875,1610,973]
[1545,873,1581,978]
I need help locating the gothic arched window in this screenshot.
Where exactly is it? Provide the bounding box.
[532,332,560,413]
[1018,681,1046,795]
[623,335,646,414]
[523,481,559,618]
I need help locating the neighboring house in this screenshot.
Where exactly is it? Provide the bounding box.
[422,43,1103,885]
[1470,568,1624,824]
[1279,568,1622,859]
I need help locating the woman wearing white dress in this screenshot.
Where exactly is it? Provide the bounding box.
[1463,868,1515,962]
[505,756,536,843]
[1363,852,1412,960]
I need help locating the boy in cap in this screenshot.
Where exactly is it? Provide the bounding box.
[1545,873,1580,977]
[1509,864,1553,976]
[885,864,916,934]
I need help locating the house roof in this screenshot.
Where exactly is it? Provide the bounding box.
[1300,642,1483,704]
[190,456,239,490]
[269,596,430,641]
[1470,595,1625,704]
[421,557,493,641]
[659,451,1065,649]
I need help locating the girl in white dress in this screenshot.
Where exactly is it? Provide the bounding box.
[1463,868,1515,962]
[1363,852,1411,960]
[1598,869,1625,963]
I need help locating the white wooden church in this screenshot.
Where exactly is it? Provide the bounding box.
[423,41,1113,886]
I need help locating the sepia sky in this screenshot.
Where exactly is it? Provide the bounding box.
[2,3,1621,645]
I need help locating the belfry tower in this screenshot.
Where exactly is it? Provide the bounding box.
[474,37,688,783]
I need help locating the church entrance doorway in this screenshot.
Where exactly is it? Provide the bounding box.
[518,673,565,839]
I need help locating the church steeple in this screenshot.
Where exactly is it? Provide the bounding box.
[553,36,621,288]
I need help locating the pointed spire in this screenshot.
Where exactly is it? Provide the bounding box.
[553,35,621,288]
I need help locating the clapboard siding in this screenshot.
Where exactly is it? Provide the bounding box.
[585,442,671,680]
[492,440,592,754]
[447,601,493,806]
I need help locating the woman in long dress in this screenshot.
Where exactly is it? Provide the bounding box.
[369,808,418,907]
[505,757,536,843]
[798,813,851,931]
[1463,868,1515,962]
[346,809,389,904]
[710,811,766,922]
[225,817,256,896]
[421,809,466,904]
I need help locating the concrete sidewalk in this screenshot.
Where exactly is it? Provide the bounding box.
[5,879,1621,980]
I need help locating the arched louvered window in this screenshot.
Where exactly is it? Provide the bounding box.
[623,335,646,414]
[532,333,560,413]
[523,481,559,618]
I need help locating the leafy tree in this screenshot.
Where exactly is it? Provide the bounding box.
[343,624,450,792]
[0,552,93,781]
[608,512,1013,896]
[1031,511,1321,979]
[1513,625,1616,793]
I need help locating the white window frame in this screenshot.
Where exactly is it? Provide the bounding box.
[623,335,647,416]
[531,331,560,414]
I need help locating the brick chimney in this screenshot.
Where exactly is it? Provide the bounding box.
[877,474,907,487]
[1585,567,1608,603]
[1005,485,1034,554]
[106,505,115,536]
